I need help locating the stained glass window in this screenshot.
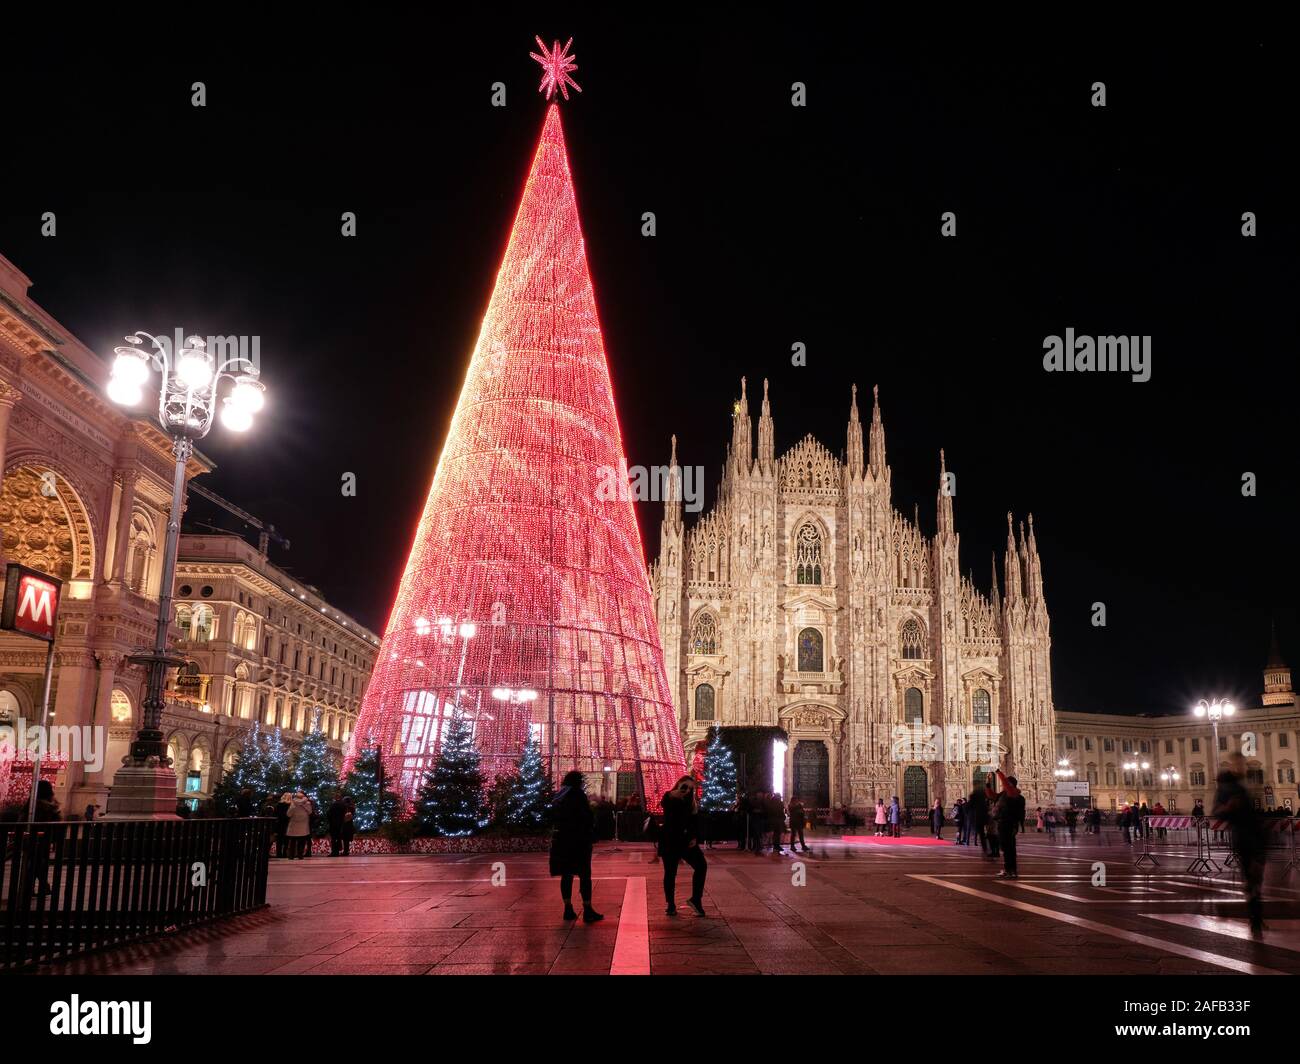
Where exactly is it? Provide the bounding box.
[795,522,823,585]
[905,687,924,725]
[797,627,824,672]
[695,683,715,721]
[901,618,925,659]
[691,612,718,655]
[972,688,991,724]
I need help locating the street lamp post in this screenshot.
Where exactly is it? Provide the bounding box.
[1193,698,1235,781]
[1159,766,1180,809]
[104,333,265,818]
[1122,759,1150,807]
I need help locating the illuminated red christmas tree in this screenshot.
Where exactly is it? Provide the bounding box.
[349,40,686,809]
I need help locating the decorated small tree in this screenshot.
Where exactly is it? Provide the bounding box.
[293,715,340,829]
[211,724,268,814]
[343,740,401,832]
[700,728,738,814]
[415,707,488,837]
[503,735,552,832]
[263,726,293,799]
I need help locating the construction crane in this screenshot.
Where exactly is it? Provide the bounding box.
[187,481,290,557]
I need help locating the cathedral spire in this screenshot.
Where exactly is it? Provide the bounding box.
[1025,513,1045,607]
[846,383,864,479]
[936,448,954,534]
[731,376,752,477]
[1004,511,1023,602]
[868,384,887,477]
[990,551,1002,613]
[663,433,682,531]
[757,377,774,472]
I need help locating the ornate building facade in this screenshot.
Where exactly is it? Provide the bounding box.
[0,252,210,812]
[161,534,379,803]
[0,251,377,812]
[650,379,1057,815]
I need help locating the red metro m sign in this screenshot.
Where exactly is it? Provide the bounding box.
[1,563,62,642]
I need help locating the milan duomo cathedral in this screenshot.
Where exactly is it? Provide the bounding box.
[650,379,1058,816]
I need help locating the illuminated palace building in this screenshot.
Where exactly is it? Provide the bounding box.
[1054,632,1299,813]
[0,251,375,810]
[651,380,1058,816]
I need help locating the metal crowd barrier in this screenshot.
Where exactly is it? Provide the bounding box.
[1139,815,1298,876]
[1,817,273,970]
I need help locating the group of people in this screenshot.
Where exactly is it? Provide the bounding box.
[550,772,712,921]
[729,791,809,854]
[235,787,357,859]
[546,770,712,920]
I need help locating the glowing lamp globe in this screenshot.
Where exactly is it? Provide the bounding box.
[230,379,265,412]
[219,401,252,432]
[113,351,150,386]
[106,376,143,406]
[177,349,213,389]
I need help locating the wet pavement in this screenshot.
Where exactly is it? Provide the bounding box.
[37,831,1300,975]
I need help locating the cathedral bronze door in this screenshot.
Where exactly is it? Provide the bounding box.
[793,740,829,808]
[903,765,928,813]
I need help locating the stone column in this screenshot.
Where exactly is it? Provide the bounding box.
[109,470,138,586]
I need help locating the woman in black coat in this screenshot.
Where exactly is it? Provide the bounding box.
[549,771,603,923]
[659,776,708,917]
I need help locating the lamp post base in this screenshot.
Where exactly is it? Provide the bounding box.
[102,758,182,821]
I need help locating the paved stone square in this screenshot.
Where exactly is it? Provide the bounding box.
[38,830,1300,976]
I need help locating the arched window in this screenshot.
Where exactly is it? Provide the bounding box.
[972,688,991,725]
[797,627,824,672]
[110,689,133,724]
[234,610,257,650]
[900,618,926,659]
[695,683,715,721]
[691,612,718,655]
[0,689,19,724]
[192,605,215,643]
[905,687,924,725]
[175,603,193,635]
[794,522,823,585]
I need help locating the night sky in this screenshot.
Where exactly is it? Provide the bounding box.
[1,19,1294,717]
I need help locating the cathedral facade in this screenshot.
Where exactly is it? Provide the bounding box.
[650,379,1057,816]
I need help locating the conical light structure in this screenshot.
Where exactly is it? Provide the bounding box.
[351,105,685,808]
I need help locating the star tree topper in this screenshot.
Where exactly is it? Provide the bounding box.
[531,35,582,101]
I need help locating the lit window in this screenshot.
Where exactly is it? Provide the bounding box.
[797,628,824,672]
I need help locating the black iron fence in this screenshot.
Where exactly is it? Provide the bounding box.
[1,817,272,970]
